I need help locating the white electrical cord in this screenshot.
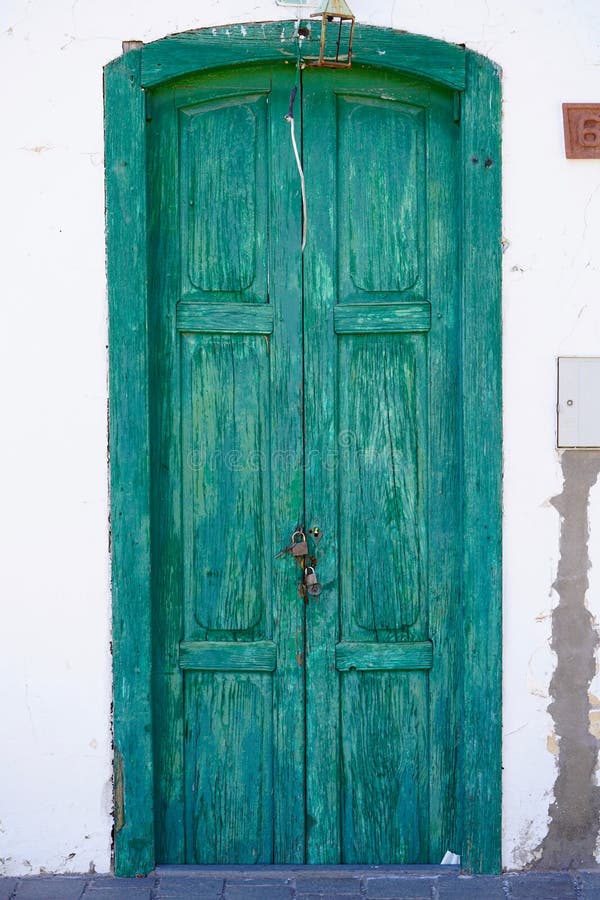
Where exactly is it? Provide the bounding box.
[285,22,308,254]
[288,114,307,253]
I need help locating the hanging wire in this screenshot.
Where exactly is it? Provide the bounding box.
[285,25,308,252]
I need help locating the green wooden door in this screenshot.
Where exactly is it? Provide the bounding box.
[148,61,461,865]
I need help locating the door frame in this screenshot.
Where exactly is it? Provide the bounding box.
[104,20,502,877]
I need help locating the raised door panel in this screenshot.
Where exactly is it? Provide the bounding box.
[341,670,428,863]
[338,333,427,637]
[184,672,274,863]
[179,93,269,302]
[337,93,427,304]
[181,332,272,638]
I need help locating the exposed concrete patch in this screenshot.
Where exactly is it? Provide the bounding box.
[589,694,600,742]
[535,451,600,869]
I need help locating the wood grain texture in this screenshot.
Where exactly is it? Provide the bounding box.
[302,64,474,868]
[180,94,268,300]
[341,671,428,863]
[180,641,277,671]
[335,641,433,671]
[184,672,274,863]
[339,96,424,299]
[333,302,431,334]
[107,32,501,875]
[266,68,306,864]
[460,50,503,874]
[303,67,342,864]
[338,333,426,636]
[147,75,186,864]
[104,48,155,877]
[176,302,273,333]
[182,333,269,636]
[148,65,305,865]
[421,81,462,868]
[140,22,466,91]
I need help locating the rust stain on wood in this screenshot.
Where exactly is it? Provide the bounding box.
[114,749,125,833]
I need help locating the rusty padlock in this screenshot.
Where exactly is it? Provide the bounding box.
[304,566,318,586]
[291,530,308,558]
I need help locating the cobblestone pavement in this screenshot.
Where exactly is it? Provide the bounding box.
[2,867,600,900]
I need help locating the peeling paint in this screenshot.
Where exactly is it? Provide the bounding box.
[535,451,600,869]
[114,750,124,834]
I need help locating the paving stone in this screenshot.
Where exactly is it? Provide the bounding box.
[224,884,293,900]
[437,875,506,898]
[507,873,577,899]
[578,877,600,899]
[295,877,362,894]
[298,896,360,900]
[365,876,436,899]
[85,877,154,899]
[321,896,362,900]
[155,876,224,898]
[0,880,18,900]
[296,894,362,900]
[14,878,88,900]
[578,872,600,897]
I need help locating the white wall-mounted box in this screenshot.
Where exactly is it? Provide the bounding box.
[557,357,600,448]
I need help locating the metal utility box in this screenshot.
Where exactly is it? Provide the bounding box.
[557,357,600,447]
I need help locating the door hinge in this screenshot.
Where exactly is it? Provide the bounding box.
[453,91,462,124]
[145,90,153,123]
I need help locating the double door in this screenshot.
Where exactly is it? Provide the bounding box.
[147,61,461,864]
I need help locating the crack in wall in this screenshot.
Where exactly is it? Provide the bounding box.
[535,450,600,869]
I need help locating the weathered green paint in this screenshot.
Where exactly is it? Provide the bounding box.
[302,64,461,865]
[335,642,433,671]
[460,50,503,874]
[176,302,274,334]
[146,63,305,866]
[105,22,502,877]
[140,22,466,91]
[179,641,278,672]
[104,48,155,877]
[333,302,431,334]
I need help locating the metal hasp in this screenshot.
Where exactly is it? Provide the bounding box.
[308,0,356,68]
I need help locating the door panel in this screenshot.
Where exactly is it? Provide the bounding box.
[338,94,426,302]
[341,670,428,863]
[181,333,271,636]
[303,66,460,863]
[148,65,305,864]
[338,333,426,635]
[179,93,269,301]
[149,61,461,866]
[184,672,274,863]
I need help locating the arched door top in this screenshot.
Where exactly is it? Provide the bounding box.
[106,21,469,91]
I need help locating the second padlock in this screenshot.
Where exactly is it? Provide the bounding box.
[304,566,322,597]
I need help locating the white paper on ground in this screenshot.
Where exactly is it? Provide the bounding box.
[440,850,461,865]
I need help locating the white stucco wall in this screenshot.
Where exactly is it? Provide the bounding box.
[1,0,600,876]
